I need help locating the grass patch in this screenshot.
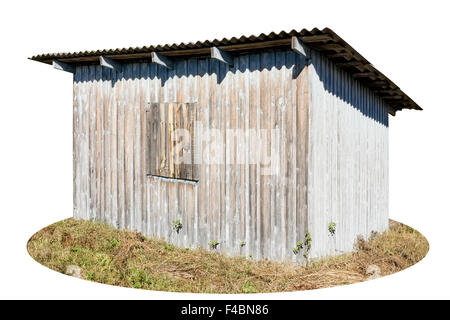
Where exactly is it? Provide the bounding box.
[27,219,428,293]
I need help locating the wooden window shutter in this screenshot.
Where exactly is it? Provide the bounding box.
[146,103,198,181]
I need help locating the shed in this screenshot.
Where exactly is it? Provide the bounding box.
[30,28,421,262]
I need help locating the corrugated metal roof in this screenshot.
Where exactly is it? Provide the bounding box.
[29,28,421,113]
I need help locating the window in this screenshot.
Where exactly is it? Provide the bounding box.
[146,103,198,181]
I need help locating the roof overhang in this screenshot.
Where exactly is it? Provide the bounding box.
[29,28,422,114]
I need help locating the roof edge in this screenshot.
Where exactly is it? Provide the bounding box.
[30,28,422,113]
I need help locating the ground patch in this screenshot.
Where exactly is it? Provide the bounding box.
[27,219,428,293]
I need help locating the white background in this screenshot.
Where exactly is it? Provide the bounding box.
[0,0,448,299]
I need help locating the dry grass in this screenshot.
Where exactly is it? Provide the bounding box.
[27,219,428,293]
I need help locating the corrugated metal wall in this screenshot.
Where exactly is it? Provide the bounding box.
[307,50,389,259]
[72,50,310,262]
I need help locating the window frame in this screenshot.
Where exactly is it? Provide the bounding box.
[145,102,198,182]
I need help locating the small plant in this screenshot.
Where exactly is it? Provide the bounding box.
[303,231,312,259]
[240,241,246,248]
[328,222,337,235]
[112,238,120,247]
[304,232,312,250]
[133,282,142,289]
[242,281,257,293]
[209,240,220,250]
[71,247,81,253]
[172,220,183,234]
[163,243,175,251]
[292,241,304,255]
